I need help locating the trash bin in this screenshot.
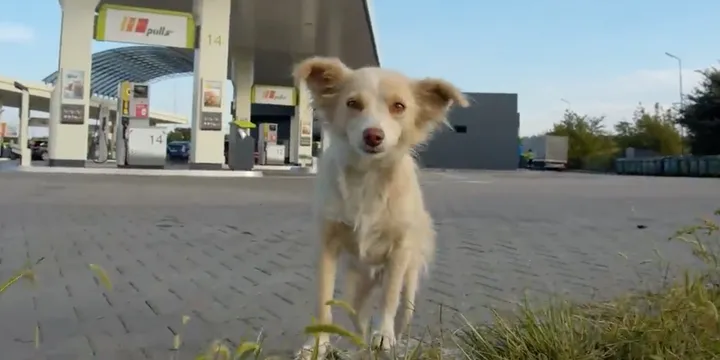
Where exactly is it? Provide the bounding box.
[679,157,690,177]
[663,157,679,176]
[689,157,700,177]
[615,158,626,174]
[706,156,720,177]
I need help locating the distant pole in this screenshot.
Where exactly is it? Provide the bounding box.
[0,106,4,146]
[665,52,686,154]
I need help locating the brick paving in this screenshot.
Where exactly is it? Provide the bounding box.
[0,169,717,359]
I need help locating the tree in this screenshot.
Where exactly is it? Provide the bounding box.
[547,110,616,169]
[167,127,191,142]
[614,103,683,156]
[677,66,720,155]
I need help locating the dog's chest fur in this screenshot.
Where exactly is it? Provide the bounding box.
[320,163,411,265]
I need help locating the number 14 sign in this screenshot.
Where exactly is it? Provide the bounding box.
[134,104,148,118]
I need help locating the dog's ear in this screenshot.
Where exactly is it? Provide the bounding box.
[413,78,469,127]
[293,57,352,99]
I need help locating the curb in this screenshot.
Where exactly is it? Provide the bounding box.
[15,166,264,178]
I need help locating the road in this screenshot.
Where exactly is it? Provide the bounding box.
[0,170,717,359]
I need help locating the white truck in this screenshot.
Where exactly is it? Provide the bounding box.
[522,135,569,170]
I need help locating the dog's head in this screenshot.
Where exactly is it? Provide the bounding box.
[293,57,469,159]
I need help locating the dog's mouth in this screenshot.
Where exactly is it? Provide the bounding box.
[361,145,384,154]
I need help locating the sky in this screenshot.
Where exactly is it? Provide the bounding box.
[0,0,718,137]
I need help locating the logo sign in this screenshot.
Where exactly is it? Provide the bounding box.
[262,90,286,102]
[94,4,195,49]
[252,85,297,107]
[121,101,130,116]
[135,104,149,119]
[120,82,131,101]
[120,17,173,37]
[119,81,130,116]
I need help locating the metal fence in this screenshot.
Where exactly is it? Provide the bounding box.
[615,156,720,177]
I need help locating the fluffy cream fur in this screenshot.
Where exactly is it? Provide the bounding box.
[293,57,468,359]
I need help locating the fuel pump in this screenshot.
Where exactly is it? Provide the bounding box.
[257,123,285,165]
[92,104,111,163]
[114,81,167,168]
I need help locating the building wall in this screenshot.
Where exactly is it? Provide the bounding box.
[416,92,520,170]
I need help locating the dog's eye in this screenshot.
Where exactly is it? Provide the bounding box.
[346,99,363,110]
[390,102,406,114]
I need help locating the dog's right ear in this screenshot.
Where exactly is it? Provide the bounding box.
[293,57,351,99]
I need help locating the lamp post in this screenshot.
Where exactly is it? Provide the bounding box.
[560,98,571,108]
[665,52,686,154]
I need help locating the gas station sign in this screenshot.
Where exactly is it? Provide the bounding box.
[135,104,148,118]
[251,85,297,106]
[263,124,278,142]
[94,4,196,49]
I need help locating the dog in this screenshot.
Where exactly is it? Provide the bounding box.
[293,57,468,359]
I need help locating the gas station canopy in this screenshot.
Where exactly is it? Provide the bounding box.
[92,0,380,85]
[43,0,379,97]
[28,0,379,168]
[42,46,194,98]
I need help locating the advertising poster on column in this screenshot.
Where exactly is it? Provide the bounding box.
[60,68,87,125]
[301,124,312,136]
[300,119,313,146]
[202,80,222,110]
[299,87,313,147]
[199,79,223,131]
[62,69,86,101]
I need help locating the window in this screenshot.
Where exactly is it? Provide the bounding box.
[453,125,467,133]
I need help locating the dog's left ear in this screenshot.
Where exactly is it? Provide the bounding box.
[413,78,469,127]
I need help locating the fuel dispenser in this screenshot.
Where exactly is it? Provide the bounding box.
[257,123,285,165]
[114,81,167,168]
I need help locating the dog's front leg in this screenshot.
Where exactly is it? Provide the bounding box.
[372,249,411,351]
[298,228,340,360]
[345,264,377,341]
[394,264,421,340]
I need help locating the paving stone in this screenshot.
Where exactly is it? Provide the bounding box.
[0,170,717,358]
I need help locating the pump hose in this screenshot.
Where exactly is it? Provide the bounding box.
[92,117,109,164]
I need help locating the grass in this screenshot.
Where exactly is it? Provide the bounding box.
[2,210,720,359]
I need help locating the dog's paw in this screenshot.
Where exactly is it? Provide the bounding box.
[295,338,330,360]
[370,331,396,351]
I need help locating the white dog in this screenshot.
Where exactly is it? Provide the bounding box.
[293,57,468,358]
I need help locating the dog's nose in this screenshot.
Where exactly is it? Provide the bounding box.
[362,128,385,147]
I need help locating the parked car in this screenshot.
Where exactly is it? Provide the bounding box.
[10,140,48,161]
[167,141,190,161]
[30,140,49,161]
